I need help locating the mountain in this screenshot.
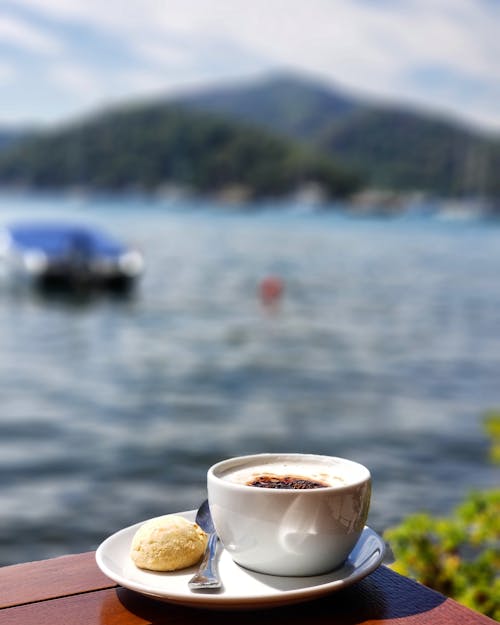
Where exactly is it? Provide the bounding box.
[180,74,500,198]
[179,74,360,141]
[0,102,360,199]
[318,107,500,197]
[1,72,499,202]
[0,128,28,151]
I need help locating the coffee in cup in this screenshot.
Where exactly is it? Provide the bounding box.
[207,453,371,576]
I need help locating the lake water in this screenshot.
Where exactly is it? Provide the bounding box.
[0,192,499,566]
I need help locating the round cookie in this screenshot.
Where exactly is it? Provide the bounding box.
[130,515,208,571]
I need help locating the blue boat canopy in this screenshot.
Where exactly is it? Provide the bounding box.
[6,222,127,259]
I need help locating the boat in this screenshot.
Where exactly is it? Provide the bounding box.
[0,221,144,292]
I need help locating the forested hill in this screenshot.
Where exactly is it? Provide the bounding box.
[178,74,361,141]
[180,74,500,198]
[1,73,500,200]
[0,128,27,151]
[0,103,360,199]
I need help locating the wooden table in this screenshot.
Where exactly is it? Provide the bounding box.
[0,552,495,625]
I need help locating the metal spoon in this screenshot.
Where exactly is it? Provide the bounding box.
[188,500,222,590]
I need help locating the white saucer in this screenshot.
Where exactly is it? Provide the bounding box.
[96,509,385,610]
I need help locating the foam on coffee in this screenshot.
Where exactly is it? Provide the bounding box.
[221,459,348,489]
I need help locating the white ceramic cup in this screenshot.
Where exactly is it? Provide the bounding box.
[207,453,371,576]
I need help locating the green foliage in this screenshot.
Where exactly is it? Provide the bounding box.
[484,410,500,464]
[316,109,497,196]
[0,103,361,200]
[384,414,500,620]
[385,493,500,619]
[181,74,500,198]
[5,73,500,199]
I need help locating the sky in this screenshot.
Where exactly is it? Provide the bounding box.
[1,0,500,132]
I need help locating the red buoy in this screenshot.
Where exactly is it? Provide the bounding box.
[259,276,284,306]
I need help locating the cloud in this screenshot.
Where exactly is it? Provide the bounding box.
[135,41,196,69]
[47,62,101,98]
[0,61,15,84]
[9,1,500,83]
[3,0,500,128]
[0,14,61,55]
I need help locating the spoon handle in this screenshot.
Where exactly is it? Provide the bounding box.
[188,532,221,589]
